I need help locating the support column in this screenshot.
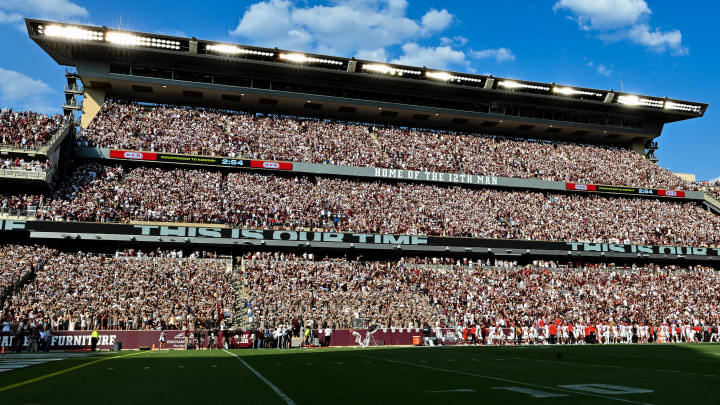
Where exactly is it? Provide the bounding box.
[80,88,106,129]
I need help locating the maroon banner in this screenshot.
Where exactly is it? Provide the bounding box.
[250,159,293,170]
[566,183,597,191]
[109,150,158,161]
[318,328,423,347]
[658,189,686,197]
[0,330,191,351]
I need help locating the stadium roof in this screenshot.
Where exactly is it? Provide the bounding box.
[26,19,708,145]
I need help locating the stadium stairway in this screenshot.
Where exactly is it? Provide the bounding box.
[233,256,252,330]
[703,193,720,216]
[368,132,390,161]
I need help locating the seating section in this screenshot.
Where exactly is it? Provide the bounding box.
[242,252,719,339]
[0,108,67,150]
[1,249,234,331]
[30,164,720,246]
[0,245,55,303]
[78,101,695,190]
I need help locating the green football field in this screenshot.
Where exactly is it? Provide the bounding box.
[1,344,719,404]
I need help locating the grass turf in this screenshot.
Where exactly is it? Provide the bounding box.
[1,344,719,404]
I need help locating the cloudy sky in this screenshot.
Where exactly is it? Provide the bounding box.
[0,0,717,180]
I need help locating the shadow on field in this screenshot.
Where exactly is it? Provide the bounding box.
[2,344,720,404]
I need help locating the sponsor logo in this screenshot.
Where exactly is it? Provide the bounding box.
[250,160,292,170]
[575,184,588,190]
[665,190,677,197]
[109,150,157,161]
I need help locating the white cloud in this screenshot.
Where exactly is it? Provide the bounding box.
[440,36,467,47]
[0,10,23,24]
[0,68,58,114]
[553,0,650,30]
[627,24,688,55]
[470,48,515,63]
[0,0,89,24]
[230,0,455,58]
[586,60,612,76]
[553,0,687,55]
[420,8,452,35]
[390,43,465,70]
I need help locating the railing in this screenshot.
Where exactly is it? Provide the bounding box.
[0,206,36,219]
[0,121,72,154]
[704,193,720,214]
[0,167,50,180]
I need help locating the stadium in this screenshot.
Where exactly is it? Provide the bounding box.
[1,12,719,404]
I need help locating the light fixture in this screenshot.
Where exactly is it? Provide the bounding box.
[362,64,422,76]
[206,44,273,57]
[278,53,343,65]
[498,80,550,91]
[105,31,181,50]
[426,71,483,83]
[43,25,104,41]
[618,95,665,108]
[552,86,603,97]
[618,95,640,106]
[664,101,702,113]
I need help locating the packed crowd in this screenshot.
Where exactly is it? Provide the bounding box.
[0,194,43,215]
[1,250,235,332]
[701,180,720,200]
[241,252,720,346]
[78,101,695,190]
[1,157,51,172]
[32,164,720,246]
[0,245,55,305]
[0,108,67,150]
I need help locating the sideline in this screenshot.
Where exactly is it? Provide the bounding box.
[222,349,296,405]
[0,351,146,392]
[359,354,654,405]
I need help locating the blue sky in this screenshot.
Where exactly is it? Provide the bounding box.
[0,0,717,180]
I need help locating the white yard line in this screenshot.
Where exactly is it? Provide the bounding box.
[360,355,654,405]
[223,350,296,405]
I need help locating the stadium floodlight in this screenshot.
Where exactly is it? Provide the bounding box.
[426,71,483,83]
[665,101,702,113]
[552,86,603,97]
[278,53,343,65]
[498,80,550,91]
[42,25,104,41]
[105,31,181,50]
[618,95,665,108]
[617,95,640,106]
[362,64,422,76]
[206,44,274,57]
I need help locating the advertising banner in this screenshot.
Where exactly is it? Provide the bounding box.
[566,182,686,198]
[1,219,719,259]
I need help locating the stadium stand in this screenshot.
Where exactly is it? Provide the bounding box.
[0,245,55,310]
[242,252,719,344]
[29,164,720,246]
[0,20,714,354]
[0,109,67,150]
[78,101,697,190]
[1,248,234,332]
